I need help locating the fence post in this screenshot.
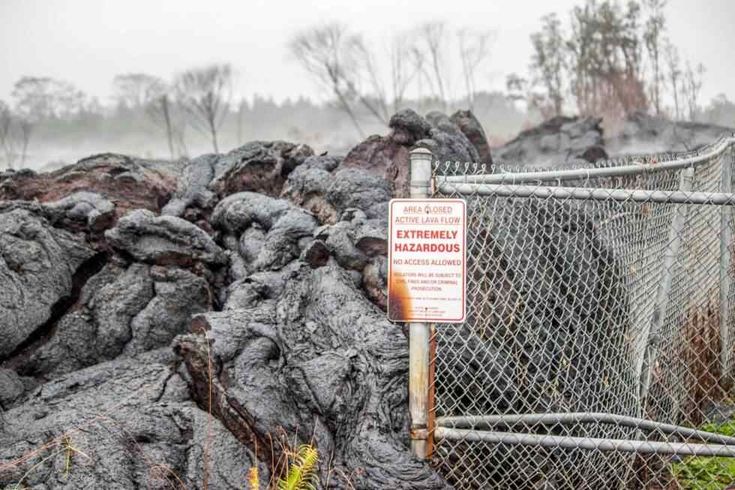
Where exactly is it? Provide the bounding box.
[721,144,734,380]
[409,147,433,460]
[639,166,694,410]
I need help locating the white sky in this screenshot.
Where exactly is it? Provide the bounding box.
[1,0,733,106]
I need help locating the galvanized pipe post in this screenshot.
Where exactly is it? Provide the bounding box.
[409,147,433,460]
[639,166,694,410]
[722,143,734,379]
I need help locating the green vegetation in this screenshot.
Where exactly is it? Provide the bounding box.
[673,418,735,489]
[277,444,319,490]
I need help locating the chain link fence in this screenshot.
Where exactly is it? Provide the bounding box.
[425,136,735,489]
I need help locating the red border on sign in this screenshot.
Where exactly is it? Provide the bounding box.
[387,198,467,323]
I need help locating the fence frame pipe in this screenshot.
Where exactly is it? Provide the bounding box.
[638,167,694,410]
[408,147,434,460]
[435,183,735,205]
[435,412,735,446]
[721,145,734,379]
[433,427,735,457]
[438,136,735,185]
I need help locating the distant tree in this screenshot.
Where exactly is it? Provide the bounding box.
[506,73,550,118]
[529,13,566,117]
[0,100,19,169]
[458,29,494,110]
[174,63,233,153]
[146,90,187,160]
[566,0,648,119]
[416,22,449,110]
[236,98,248,145]
[113,73,166,110]
[289,24,366,136]
[683,61,705,121]
[10,76,87,164]
[664,39,682,119]
[389,33,421,113]
[643,0,666,114]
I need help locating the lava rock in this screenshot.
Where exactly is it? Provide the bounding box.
[0,351,265,489]
[175,263,449,489]
[284,162,392,224]
[450,109,493,164]
[209,141,314,197]
[212,192,318,273]
[494,116,606,168]
[0,153,176,220]
[0,207,96,358]
[45,191,116,231]
[105,209,227,267]
[161,153,221,218]
[606,111,734,155]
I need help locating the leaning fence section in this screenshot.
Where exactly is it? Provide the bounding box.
[424,137,735,489]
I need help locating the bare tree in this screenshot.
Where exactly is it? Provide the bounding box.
[11,77,46,164]
[683,61,705,121]
[174,63,233,153]
[10,76,88,164]
[0,101,19,169]
[236,98,247,145]
[113,73,166,110]
[664,39,682,119]
[458,29,494,110]
[506,73,550,119]
[289,24,366,136]
[350,40,391,124]
[643,0,667,115]
[388,34,421,113]
[416,22,449,109]
[529,13,565,117]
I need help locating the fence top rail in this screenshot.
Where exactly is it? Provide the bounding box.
[436,135,735,185]
[436,182,735,205]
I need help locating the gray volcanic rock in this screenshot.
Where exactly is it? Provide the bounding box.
[314,208,387,272]
[209,140,314,197]
[45,191,116,231]
[0,351,266,489]
[606,111,734,155]
[450,109,493,164]
[342,109,482,197]
[175,263,449,489]
[212,192,318,274]
[161,153,221,218]
[422,111,481,164]
[284,162,391,224]
[12,262,212,378]
[494,115,606,168]
[0,207,96,358]
[0,153,176,220]
[106,209,227,267]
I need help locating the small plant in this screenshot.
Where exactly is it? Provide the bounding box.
[277,444,319,490]
[672,418,735,489]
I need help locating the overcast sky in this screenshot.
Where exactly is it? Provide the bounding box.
[1,0,734,106]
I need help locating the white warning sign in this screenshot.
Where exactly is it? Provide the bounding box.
[388,198,466,323]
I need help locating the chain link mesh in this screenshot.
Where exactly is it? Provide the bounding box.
[429,139,735,489]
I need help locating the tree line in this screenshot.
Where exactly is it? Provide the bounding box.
[1,0,733,170]
[510,0,707,122]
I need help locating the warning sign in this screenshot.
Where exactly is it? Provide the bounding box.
[388,199,466,323]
